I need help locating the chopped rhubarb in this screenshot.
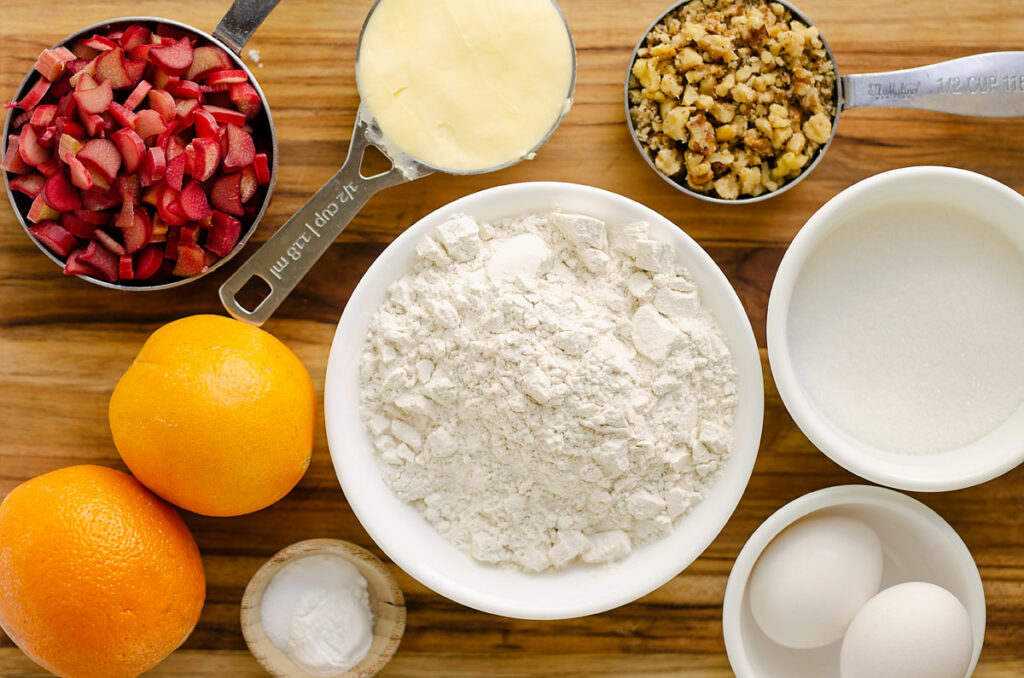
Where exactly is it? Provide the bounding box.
[116,194,135,229]
[94,229,127,255]
[77,138,121,183]
[222,124,255,169]
[149,38,193,75]
[108,101,137,128]
[128,44,155,64]
[8,77,51,111]
[78,238,118,281]
[37,158,61,177]
[185,45,232,81]
[133,243,164,279]
[148,89,176,122]
[151,69,178,91]
[54,117,86,140]
[209,173,243,216]
[179,180,212,220]
[139,147,166,186]
[179,224,200,244]
[81,35,117,52]
[150,215,168,241]
[81,189,119,211]
[64,247,103,277]
[123,59,147,85]
[174,97,200,123]
[34,47,76,82]
[29,104,58,128]
[42,169,82,211]
[27,193,61,222]
[165,152,187,191]
[156,185,186,226]
[204,69,247,86]
[29,220,78,257]
[115,174,141,203]
[123,209,152,253]
[65,59,91,76]
[202,104,246,127]
[164,135,187,161]
[206,211,242,257]
[61,212,99,238]
[185,137,221,182]
[66,153,93,191]
[168,79,203,100]
[58,133,83,161]
[110,128,145,172]
[2,137,31,173]
[124,80,153,110]
[172,242,206,276]
[80,112,104,137]
[239,166,258,203]
[94,48,134,89]
[193,108,219,139]
[18,125,51,167]
[229,82,261,120]
[134,108,168,140]
[119,24,152,52]
[10,172,45,198]
[74,78,113,114]
[118,254,134,280]
[72,208,110,225]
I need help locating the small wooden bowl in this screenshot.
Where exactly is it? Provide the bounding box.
[241,539,406,677]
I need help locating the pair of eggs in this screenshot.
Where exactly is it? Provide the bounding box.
[749,514,973,678]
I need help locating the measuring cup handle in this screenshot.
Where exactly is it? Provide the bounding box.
[219,109,427,326]
[214,0,281,54]
[842,52,1024,117]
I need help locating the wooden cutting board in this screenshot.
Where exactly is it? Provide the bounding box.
[1,0,1021,675]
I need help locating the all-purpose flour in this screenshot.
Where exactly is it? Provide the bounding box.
[359,211,737,571]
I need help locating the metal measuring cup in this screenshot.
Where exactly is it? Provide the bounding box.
[625,0,1024,204]
[2,0,281,290]
[219,0,577,326]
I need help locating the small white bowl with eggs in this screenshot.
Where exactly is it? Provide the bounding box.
[722,484,985,678]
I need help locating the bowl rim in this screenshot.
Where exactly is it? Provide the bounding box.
[324,180,764,619]
[2,15,278,291]
[721,484,986,678]
[766,165,1024,491]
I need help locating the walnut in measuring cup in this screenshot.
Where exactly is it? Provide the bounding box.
[628,0,837,199]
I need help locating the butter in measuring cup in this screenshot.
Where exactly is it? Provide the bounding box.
[356,0,575,172]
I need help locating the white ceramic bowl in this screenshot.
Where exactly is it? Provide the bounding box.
[767,166,1024,491]
[723,485,986,678]
[325,182,763,619]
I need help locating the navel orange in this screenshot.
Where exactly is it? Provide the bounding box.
[0,464,205,678]
[108,314,316,517]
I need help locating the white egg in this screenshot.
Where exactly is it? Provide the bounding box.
[840,581,974,678]
[748,514,883,649]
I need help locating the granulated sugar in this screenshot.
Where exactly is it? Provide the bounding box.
[788,202,1024,454]
[359,211,737,571]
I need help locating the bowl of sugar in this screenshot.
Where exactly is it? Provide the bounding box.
[767,166,1024,491]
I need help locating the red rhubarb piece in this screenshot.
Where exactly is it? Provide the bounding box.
[29,104,58,128]
[148,89,176,122]
[123,59,147,86]
[10,172,45,198]
[94,48,134,89]
[134,108,169,141]
[185,45,232,81]
[119,24,152,52]
[178,180,212,220]
[80,112,104,137]
[156,185,186,226]
[42,169,82,211]
[179,224,200,244]
[60,212,98,238]
[81,35,117,52]
[111,128,145,172]
[65,59,91,76]
[9,77,52,111]
[115,174,141,203]
[202,104,246,127]
[123,209,152,253]
[204,69,247,86]
[2,136,30,173]
[118,254,134,280]
[229,82,261,120]
[116,194,135,229]
[95,229,127,256]
[151,69,178,91]
[34,47,76,81]
[193,108,219,139]
[200,83,231,94]
[185,137,221,182]
[57,133,83,162]
[222,124,255,169]
[18,125,51,167]
[172,242,206,277]
[239,166,258,203]
[55,117,86,139]
[124,80,152,110]
[27,193,61,222]
[66,153,93,191]
[165,152,187,191]
[81,189,119,211]
[79,238,118,281]
[150,215,168,242]
[77,138,122,183]
[139,146,166,186]
[174,97,200,123]
[64,247,103,277]
[149,38,194,76]
[37,158,61,177]
[128,44,155,63]
[29,220,78,257]
[164,135,187,161]
[72,208,111,225]
[206,211,242,257]
[133,244,164,280]
[168,79,203,100]
[108,101,138,129]
[74,78,113,115]
[209,173,243,216]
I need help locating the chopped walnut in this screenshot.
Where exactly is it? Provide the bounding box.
[628,0,837,199]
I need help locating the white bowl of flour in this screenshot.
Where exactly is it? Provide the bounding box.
[768,166,1024,491]
[325,182,762,619]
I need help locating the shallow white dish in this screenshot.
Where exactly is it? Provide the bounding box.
[767,166,1024,491]
[722,485,986,678]
[325,182,763,619]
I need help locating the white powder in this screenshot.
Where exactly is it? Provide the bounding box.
[260,555,374,675]
[359,211,737,571]
[788,202,1024,454]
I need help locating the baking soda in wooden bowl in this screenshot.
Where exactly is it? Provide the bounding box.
[768,167,1024,491]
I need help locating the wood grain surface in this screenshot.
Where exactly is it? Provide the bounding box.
[1,0,1022,676]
